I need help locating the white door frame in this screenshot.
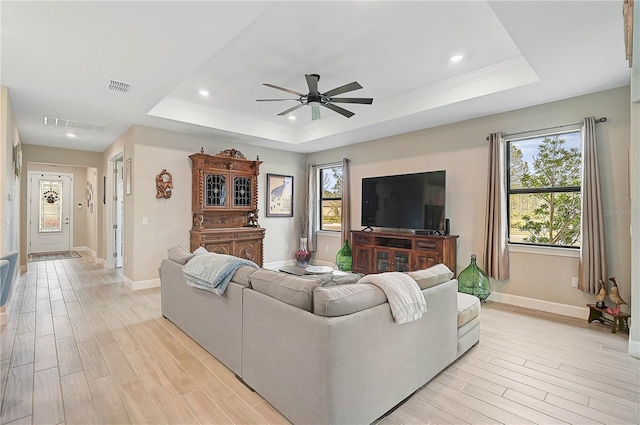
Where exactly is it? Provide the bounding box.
[27,171,74,254]
[106,150,124,269]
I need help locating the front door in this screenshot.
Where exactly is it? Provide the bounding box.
[29,172,72,254]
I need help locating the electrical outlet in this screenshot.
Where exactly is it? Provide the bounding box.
[325,245,329,252]
[571,277,579,288]
[142,217,148,225]
[284,244,288,251]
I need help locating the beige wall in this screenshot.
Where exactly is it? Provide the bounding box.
[1,86,21,257]
[308,87,631,312]
[20,145,103,264]
[108,125,307,282]
[629,4,640,357]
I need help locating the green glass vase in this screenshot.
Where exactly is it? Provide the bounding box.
[335,239,352,271]
[458,254,491,302]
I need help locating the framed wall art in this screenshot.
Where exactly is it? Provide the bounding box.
[266,174,293,217]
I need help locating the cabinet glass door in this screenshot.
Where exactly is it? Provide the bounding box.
[233,176,252,207]
[376,250,390,272]
[205,174,227,207]
[393,251,411,272]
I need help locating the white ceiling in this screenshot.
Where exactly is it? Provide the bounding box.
[1,1,630,154]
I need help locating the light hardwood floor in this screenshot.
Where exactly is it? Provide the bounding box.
[1,253,638,424]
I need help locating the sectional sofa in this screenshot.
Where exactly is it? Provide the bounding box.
[160,253,479,425]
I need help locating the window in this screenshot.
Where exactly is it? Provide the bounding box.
[319,165,343,231]
[507,129,581,248]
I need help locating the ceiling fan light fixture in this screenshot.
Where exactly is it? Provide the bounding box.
[258,73,373,120]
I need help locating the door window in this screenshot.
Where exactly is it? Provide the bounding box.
[39,179,63,232]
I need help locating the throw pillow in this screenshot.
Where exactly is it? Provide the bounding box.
[167,245,194,265]
[407,263,454,289]
[193,246,209,256]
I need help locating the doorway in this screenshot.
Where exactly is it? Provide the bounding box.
[28,172,73,254]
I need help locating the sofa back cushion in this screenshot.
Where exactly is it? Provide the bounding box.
[250,269,322,312]
[231,266,256,288]
[407,264,454,289]
[313,283,388,317]
[167,245,194,265]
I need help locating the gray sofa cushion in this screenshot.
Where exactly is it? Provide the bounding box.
[167,245,194,265]
[231,266,256,288]
[408,263,454,289]
[457,292,481,327]
[313,283,387,317]
[250,269,322,312]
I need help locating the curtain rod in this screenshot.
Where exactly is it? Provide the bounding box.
[310,158,349,168]
[485,117,607,141]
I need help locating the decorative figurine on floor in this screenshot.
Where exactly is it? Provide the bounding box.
[606,276,627,315]
[595,280,607,308]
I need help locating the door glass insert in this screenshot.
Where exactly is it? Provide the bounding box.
[205,174,226,206]
[233,176,251,207]
[39,179,62,232]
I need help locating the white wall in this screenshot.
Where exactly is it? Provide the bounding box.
[308,87,631,313]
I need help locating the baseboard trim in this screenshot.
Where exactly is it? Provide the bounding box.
[629,339,640,359]
[123,276,161,291]
[488,291,588,319]
[0,310,6,326]
[95,257,107,267]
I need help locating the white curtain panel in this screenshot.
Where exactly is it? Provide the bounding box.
[483,132,510,279]
[306,164,317,252]
[578,116,607,293]
[341,158,351,245]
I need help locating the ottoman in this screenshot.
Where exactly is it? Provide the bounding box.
[457,292,481,357]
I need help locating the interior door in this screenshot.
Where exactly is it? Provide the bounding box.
[115,158,124,267]
[29,173,72,253]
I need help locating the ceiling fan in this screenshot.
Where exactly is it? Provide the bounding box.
[257,74,373,120]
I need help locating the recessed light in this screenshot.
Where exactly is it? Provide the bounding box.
[450,55,464,63]
[65,133,77,138]
[288,116,296,121]
[199,90,210,97]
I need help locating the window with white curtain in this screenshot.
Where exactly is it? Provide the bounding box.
[507,129,582,248]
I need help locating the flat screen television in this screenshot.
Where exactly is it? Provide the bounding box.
[361,170,446,232]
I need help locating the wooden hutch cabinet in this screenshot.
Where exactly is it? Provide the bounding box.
[351,230,458,275]
[190,149,265,267]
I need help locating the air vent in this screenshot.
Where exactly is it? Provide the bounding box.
[43,117,105,132]
[107,79,132,93]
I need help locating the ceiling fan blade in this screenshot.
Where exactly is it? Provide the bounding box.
[277,103,305,116]
[311,105,321,120]
[328,97,374,104]
[263,83,304,97]
[322,81,362,97]
[256,99,300,102]
[305,74,319,94]
[321,102,355,118]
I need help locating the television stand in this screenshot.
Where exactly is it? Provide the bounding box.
[351,230,458,275]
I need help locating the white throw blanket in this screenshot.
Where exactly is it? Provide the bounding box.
[182,252,258,295]
[359,272,427,324]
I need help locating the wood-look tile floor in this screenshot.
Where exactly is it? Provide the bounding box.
[1,252,638,425]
